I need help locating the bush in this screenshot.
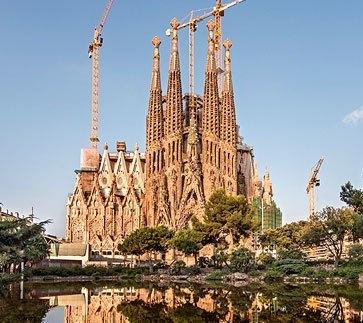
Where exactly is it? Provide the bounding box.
[28,265,146,278]
[300,267,315,277]
[278,248,306,260]
[348,244,363,261]
[169,260,186,275]
[265,267,284,280]
[333,265,363,280]
[211,249,229,268]
[185,265,201,275]
[274,258,308,275]
[229,247,255,273]
[257,252,275,269]
[206,269,225,281]
[197,257,212,268]
[314,269,332,279]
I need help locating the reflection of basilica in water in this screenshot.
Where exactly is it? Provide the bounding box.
[38,285,363,322]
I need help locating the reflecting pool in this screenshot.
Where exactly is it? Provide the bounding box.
[1,281,362,322]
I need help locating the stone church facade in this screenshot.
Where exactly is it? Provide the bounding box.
[66,19,273,256]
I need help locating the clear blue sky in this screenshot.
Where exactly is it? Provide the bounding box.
[1,1,362,236]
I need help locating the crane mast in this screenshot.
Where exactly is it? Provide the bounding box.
[306,157,324,219]
[88,0,114,149]
[167,0,246,104]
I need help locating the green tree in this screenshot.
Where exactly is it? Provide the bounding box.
[340,182,363,242]
[340,182,363,214]
[170,229,204,263]
[303,207,357,267]
[118,226,174,261]
[348,243,363,261]
[259,221,308,258]
[0,217,49,273]
[193,190,252,249]
[229,246,255,273]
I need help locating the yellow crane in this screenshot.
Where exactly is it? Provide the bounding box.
[306,157,324,219]
[166,0,246,101]
[88,0,114,149]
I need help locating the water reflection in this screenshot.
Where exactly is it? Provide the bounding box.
[1,282,363,322]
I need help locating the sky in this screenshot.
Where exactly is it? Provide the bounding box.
[0,0,362,237]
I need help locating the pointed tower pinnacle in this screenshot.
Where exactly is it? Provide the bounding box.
[151,36,161,91]
[170,18,181,71]
[203,20,220,137]
[146,36,163,148]
[165,18,183,136]
[221,39,237,145]
[263,168,273,205]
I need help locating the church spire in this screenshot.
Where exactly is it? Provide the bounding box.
[146,36,163,148]
[263,168,273,205]
[151,36,161,91]
[165,18,183,136]
[202,20,220,137]
[221,39,237,145]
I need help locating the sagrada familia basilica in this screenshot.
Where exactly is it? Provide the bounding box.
[65,19,278,256]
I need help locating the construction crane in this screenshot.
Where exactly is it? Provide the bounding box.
[88,0,114,149]
[166,0,246,103]
[306,157,324,219]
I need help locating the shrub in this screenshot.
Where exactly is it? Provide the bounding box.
[211,249,229,268]
[314,269,332,279]
[274,258,308,275]
[169,260,186,275]
[27,265,147,278]
[185,265,201,275]
[197,257,212,268]
[257,252,275,268]
[348,244,363,261]
[278,248,306,260]
[300,267,315,277]
[265,267,284,280]
[229,247,255,273]
[333,266,362,280]
[206,270,224,281]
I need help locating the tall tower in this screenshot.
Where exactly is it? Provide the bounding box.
[202,20,221,200]
[262,169,273,206]
[164,18,184,228]
[220,39,237,195]
[145,36,164,227]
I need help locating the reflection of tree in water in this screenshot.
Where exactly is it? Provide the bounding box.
[116,283,363,323]
[117,300,171,322]
[321,296,346,323]
[0,285,50,323]
[248,284,363,323]
[117,299,220,323]
[3,281,362,322]
[169,302,220,322]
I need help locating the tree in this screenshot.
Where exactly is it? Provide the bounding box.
[348,244,363,261]
[0,217,50,273]
[118,226,174,261]
[303,207,357,267]
[229,247,255,273]
[340,182,363,242]
[170,229,204,263]
[259,221,308,258]
[340,182,363,214]
[193,190,252,249]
